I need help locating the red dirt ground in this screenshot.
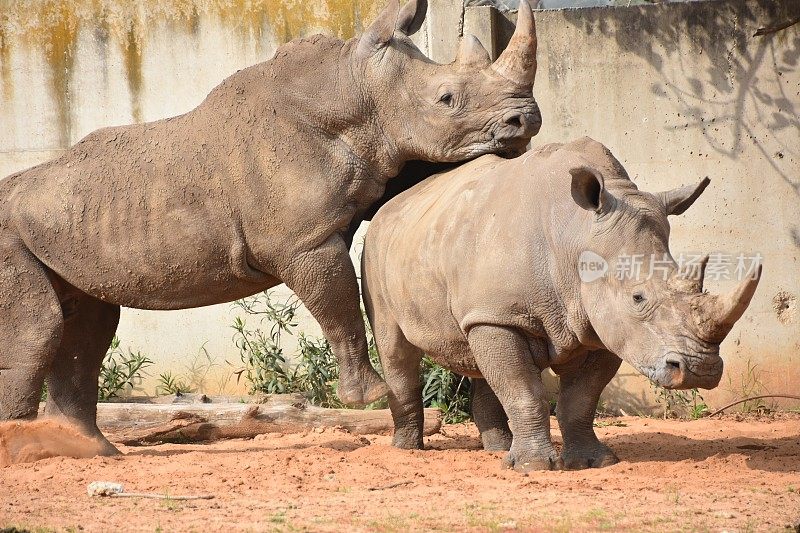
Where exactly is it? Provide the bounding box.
[1,414,798,532]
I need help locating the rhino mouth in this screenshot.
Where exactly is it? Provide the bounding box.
[496,143,530,158]
[644,350,723,390]
[488,109,542,157]
[459,135,531,159]
[455,104,541,160]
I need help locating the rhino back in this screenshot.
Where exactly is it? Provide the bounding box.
[1,35,378,309]
[365,152,554,364]
[365,138,625,367]
[4,112,259,308]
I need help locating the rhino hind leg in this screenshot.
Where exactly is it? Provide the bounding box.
[374,323,425,449]
[44,287,121,456]
[471,378,512,451]
[0,237,64,422]
[468,326,561,472]
[554,349,622,470]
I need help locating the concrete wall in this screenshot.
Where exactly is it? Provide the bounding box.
[2,0,798,410]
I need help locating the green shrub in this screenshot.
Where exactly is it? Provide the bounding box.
[650,383,708,419]
[39,336,152,402]
[233,290,472,421]
[156,371,195,395]
[294,333,343,408]
[98,336,154,401]
[422,357,471,423]
[231,292,299,395]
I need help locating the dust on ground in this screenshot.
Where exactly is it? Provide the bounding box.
[1,415,798,532]
[0,420,105,468]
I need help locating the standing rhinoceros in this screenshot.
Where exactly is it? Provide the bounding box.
[0,0,543,454]
[362,137,761,471]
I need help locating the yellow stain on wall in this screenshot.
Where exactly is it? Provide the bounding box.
[212,0,382,44]
[122,24,144,124]
[0,27,12,101]
[0,0,384,146]
[40,1,80,148]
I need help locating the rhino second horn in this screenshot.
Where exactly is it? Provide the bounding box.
[671,254,709,293]
[683,254,709,292]
[490,0,538,87]
[700,265,762,343]
[456,35,491,69]
[697,253,709,292]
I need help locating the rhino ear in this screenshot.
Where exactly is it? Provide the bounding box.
[456,35,491,69]
[396,0,427,36]
[358,0,400,58]
[658,177,710,216]
[570,165,611,214]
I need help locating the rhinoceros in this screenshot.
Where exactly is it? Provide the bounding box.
[0,0,543,454]
[362,137,761,471]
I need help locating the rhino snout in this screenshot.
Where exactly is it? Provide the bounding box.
[500,103,541,139]
[650,352,723,390]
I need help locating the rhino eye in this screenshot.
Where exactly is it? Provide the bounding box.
[632,292,646,304]
[438,92,453,106]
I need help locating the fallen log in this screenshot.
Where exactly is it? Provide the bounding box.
[96,394,443,445]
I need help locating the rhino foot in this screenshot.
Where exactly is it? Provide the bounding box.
[561,443,618,470]
[480,428,513,451]
[337,369,390,407]
[392,427,424,450]
[502,448,563,473]
[68,420,123,457]
[95,435,123,456]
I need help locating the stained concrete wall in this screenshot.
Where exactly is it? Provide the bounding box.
[1,0,798,410]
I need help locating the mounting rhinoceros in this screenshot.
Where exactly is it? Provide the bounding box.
[0,0,543,454]
[362,137,761,471]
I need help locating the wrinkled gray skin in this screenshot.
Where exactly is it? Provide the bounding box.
[0,0,542,454]
[362,137,761,471]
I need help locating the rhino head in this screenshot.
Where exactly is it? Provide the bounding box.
[355,0,541,162]
[570,154,761,390]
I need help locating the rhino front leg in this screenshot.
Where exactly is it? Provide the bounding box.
[471,378,512,451]
[0,238,63,421]
[552,349,622,469]
[282,234,388,407]
[468,326,560,472]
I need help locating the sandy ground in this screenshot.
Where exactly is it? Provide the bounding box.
[1,414,798,533]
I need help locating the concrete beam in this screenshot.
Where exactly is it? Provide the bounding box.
[425,0,464,63]
[463,5,519,60]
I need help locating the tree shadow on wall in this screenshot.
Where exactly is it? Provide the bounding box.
[558,0,800,244]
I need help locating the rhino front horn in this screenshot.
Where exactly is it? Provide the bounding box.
[490,0,537,87]
[700,264,762,343]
